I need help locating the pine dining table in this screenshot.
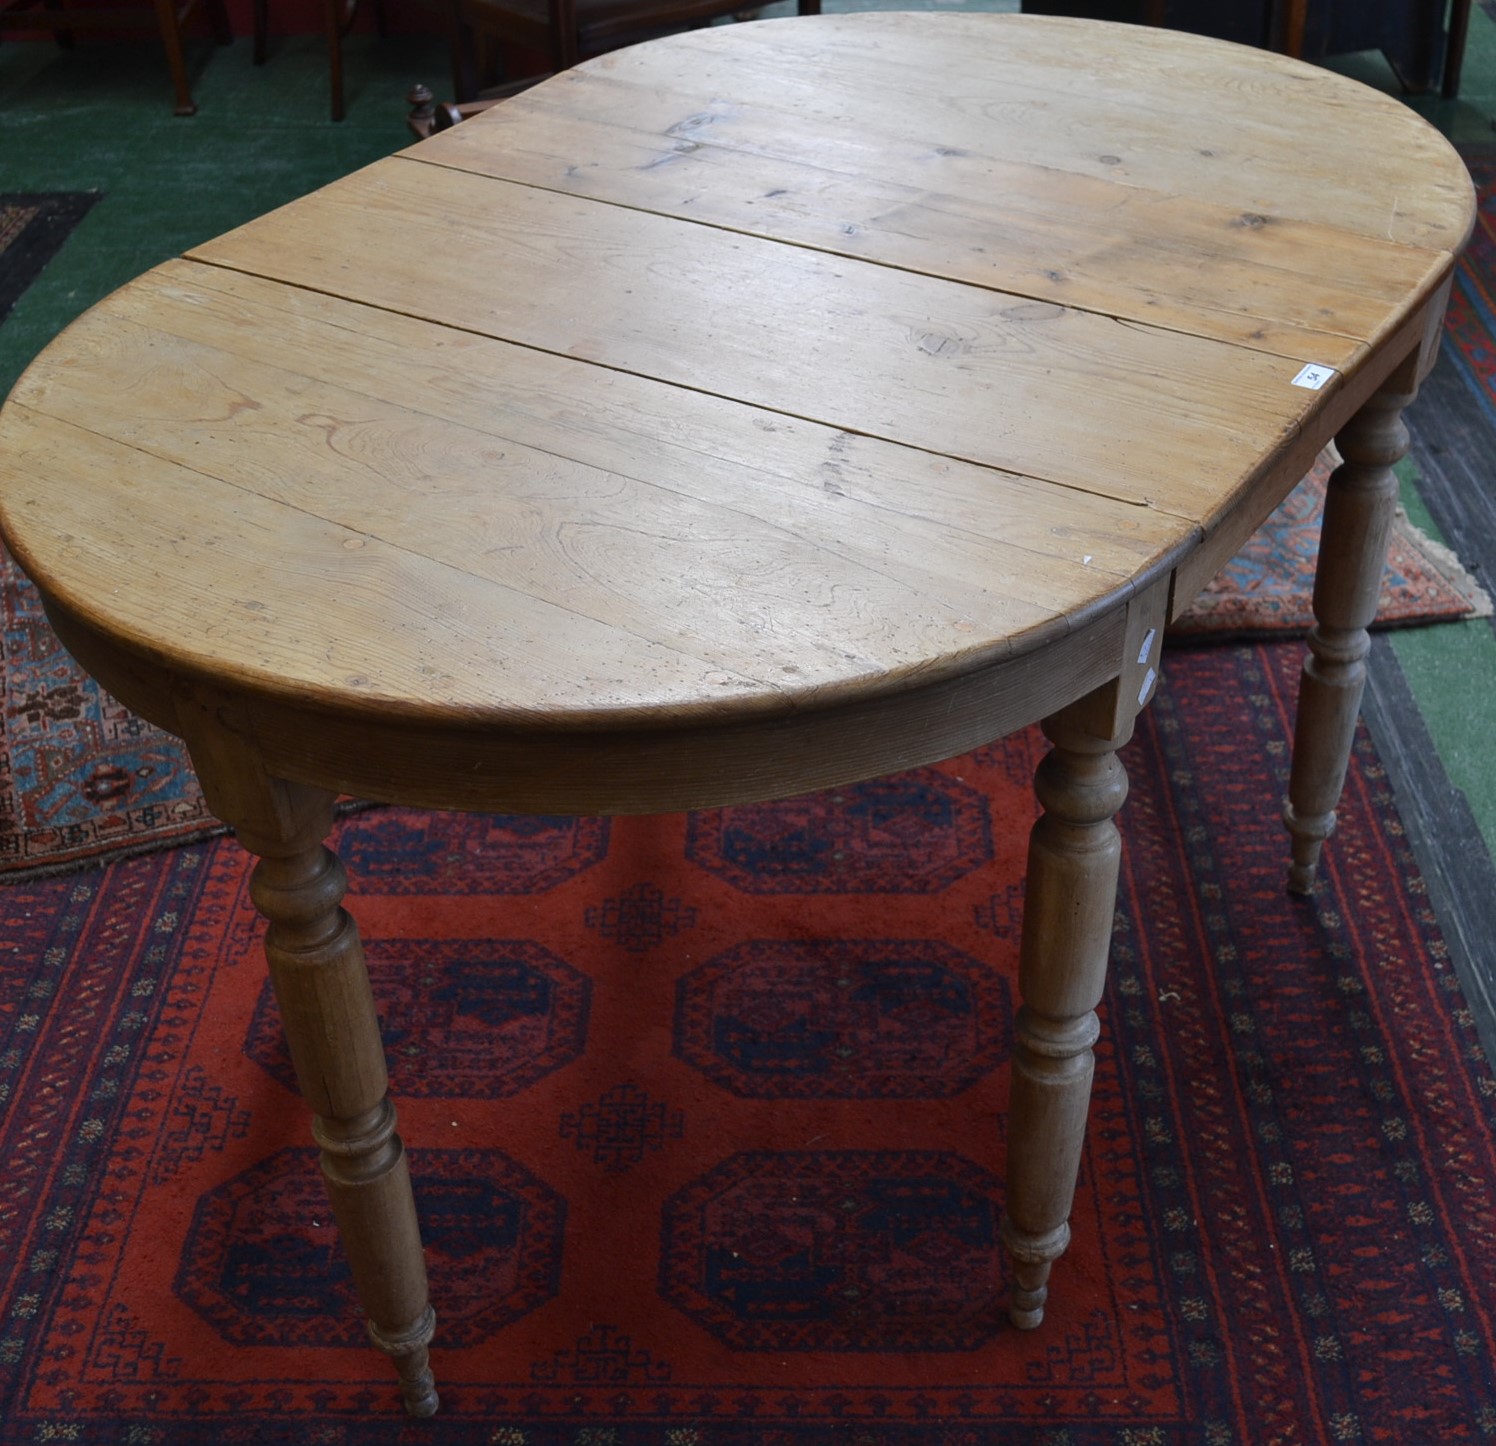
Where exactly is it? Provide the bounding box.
[0,11,1473,1416]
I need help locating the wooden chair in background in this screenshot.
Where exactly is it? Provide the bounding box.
[254,0,466,121]
[265,0,815,122]
[1139,0,1474,97]
[0,0,233,113]
[448,0,818,98]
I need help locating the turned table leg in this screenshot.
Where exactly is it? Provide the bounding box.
[1002,694,1134,1328]
[176,695,438,1416]
[1284,355,1419,894]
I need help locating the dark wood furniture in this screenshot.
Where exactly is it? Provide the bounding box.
[1444,0,1473,98]
[1025,0,1468,94]
[0,0,232,114]
[254,0,468,122]
[448,0,819,102]
[263,0,818,121]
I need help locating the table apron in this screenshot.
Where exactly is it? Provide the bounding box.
[43,592,1146,816]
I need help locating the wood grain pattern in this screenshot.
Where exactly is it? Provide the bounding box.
[190,157,1340,522]
[411,35,1452,363]
[40,576,1142,815]
[547,16,1472,251]
[4,13,1470,745]
[4,259,1193,724]
[5,14,1466,746]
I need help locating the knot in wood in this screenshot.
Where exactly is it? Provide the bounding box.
[916,330,965,358]
[666,110,719,138]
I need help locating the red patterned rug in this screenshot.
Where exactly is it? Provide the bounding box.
[1,640,1493,1442]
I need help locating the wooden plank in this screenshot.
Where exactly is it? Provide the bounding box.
[0,404,786,724]
[3,264,1195,724]
[407,47,1448,363]
[577,16,1472,253]
[21,261,1189,594]
[188,159,1331,524]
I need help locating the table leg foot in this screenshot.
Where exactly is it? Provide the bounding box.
[369,1307,439,1416]
[1284,800,1336,897]
[1001,698,1129,1331]
[1001,1222,1069,1329]
[1284,358,1417,893]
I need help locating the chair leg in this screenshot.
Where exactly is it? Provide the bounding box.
[450,0,480,102]
[327,0,348,120]
[1444,0,1472,99]
[1280,0,1307,57]
[204,0,232,47]
[44,0,77,48]
[152,0,198,115]
[253,0,269,64]
[549,0,579,69]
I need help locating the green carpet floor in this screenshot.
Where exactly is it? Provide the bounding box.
[0,30,449,400]
[1321,27,1496,865]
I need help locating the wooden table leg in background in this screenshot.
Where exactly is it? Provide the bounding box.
[174,692,440,1417]
[1284,348,1422,894]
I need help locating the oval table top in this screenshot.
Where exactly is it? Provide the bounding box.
[0,12,1474,811]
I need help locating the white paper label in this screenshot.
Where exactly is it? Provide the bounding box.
[1137,628,1157,666]
[1138,667,1158,708]
[1291,363,1336,391]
